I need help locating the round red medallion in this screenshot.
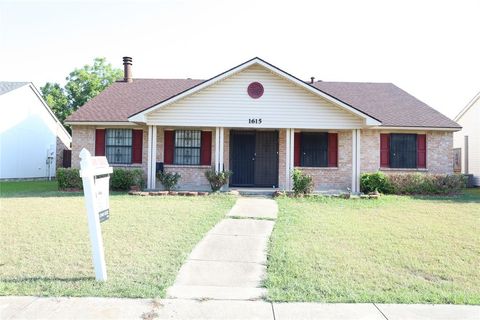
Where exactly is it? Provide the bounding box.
[247,82,264,99]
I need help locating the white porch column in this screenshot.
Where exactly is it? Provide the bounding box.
[285,128,295,190]
[147,126,152,189]
[351,129,361,193]
[215,127,220,172]
[285,128,291,190]
[289,128,295,190]
[219,127,224,171]
[151,126,157,189]
[356,129,361,193]
[147,125,157,189]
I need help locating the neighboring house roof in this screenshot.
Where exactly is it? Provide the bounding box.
[66,58,459,129]
[0,81,29,95]
[454,91,480,122]
[312,82,460,128]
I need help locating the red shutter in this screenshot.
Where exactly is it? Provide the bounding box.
[132,130,143,164]
[294,132,301,167]
[95,129,106,156]
[380,134,390,167]
[417,134,426,168]
[164,130,174,164]
[200,131,212,165]
[328,133,338,167]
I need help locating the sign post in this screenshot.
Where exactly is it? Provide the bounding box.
[79,148,113,282]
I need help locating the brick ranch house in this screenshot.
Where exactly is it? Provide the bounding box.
[66,57,461,192]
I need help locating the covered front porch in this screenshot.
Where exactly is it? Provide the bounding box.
[144,126,362,193]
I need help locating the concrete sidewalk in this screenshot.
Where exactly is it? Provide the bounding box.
[166,197,277,300]
[1,296,479,320]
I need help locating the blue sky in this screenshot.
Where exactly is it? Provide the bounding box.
[1,0,479,118]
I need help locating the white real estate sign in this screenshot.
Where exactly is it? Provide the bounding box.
[79,148,113,282]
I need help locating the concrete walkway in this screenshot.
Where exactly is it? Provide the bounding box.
[166,197,277,300]
[2,296,479,319]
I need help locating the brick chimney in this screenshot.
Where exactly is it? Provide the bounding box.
[123,57,133,82]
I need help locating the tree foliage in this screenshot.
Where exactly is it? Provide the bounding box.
[40,57,122,128]
[41,82,69,124]
[64,57,123,110]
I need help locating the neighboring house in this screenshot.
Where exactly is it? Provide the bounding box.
[453,91,480,186]
[0,82,72,180]
[66,57,460,192]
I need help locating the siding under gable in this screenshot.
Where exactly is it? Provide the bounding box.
[454,96,480,185]
[146,65,365,129]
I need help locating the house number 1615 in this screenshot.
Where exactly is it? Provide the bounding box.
[249,118,262,124]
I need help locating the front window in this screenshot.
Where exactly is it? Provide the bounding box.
[106,129,132,164]
[174,130,201,165]
[390,133,417,168]
[300,132,328,167]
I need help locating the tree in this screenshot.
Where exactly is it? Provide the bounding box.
[40,82,69,124]
[64,57,123,111]
[41,57,122,127]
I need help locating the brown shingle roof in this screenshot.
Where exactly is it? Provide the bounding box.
[312,82,459,128]
[67,79,203,122]
[67,78,460,128]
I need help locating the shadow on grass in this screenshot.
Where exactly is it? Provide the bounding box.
[1,276,95,283]
[0,191,84,198]
[0,191,129,199]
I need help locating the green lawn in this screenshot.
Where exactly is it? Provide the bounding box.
[266,189,480,304]
[0,180,58,195]
[0,182,235,298]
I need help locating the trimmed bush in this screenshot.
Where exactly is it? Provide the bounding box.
[361,172,466,195]
[389,173,466,195]
[157,171,181,191]
[292,169,314,195]
[205,169,232,192]
[110,168,145,191]
[360,171,393,194]
[56,168,83,190]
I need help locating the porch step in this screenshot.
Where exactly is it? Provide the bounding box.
[166,285,267,300]
[230,188,277,197]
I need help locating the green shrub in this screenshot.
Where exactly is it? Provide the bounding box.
[110,168,145,191]
[157,171,181,191]
[292,169,314,195]
[389,173,465,195]
[361,172,466,195]
[56,168,83,190]
[205,169,232,192]
[360,172,393,194]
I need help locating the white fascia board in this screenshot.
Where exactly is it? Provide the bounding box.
[143,122,368,130]
[372,126,461,132]
[454,91,480,122]
[128,58,381,126]
[29,83,72,139]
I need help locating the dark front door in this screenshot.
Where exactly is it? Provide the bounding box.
[230,131,278,187]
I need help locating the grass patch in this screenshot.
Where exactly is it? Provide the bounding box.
[0,180,58,195]
[0,191,235,298]
[266,189,480,304]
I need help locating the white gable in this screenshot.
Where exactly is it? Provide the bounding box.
[0,84,71,179]
[144,64,367,129]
